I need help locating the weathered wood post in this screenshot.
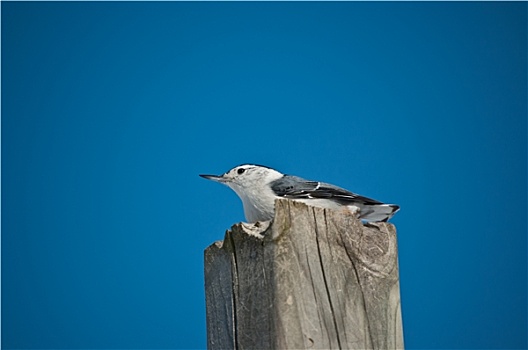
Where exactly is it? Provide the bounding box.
[204,199,404,349]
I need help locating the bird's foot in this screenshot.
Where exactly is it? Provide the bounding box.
[240,220,271,239]
[347,205,361,218]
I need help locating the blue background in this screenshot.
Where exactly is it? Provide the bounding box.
[2,2,526,349]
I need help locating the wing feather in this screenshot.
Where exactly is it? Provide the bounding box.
[270,176,382,206]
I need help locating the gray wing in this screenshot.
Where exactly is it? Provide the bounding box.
[270,175,383,206]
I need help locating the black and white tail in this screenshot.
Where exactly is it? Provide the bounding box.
[359,204,400,222]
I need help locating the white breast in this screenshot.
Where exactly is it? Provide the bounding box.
[228,168,283,222]
[237,182,278,222]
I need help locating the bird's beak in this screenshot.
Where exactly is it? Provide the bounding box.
[199,174,228,183]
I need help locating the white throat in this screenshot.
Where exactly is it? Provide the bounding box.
[228,168,283,222]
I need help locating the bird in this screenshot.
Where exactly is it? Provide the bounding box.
[199,164,400,223]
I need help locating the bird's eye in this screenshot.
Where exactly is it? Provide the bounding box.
[237,168,246,175]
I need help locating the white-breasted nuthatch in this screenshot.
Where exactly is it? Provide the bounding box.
[200,164,399,223]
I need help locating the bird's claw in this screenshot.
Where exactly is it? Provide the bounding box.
[240,220,271,239]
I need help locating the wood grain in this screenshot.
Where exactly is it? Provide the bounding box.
[205,199,403,349]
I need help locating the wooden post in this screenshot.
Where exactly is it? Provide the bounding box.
[204,199,404,350]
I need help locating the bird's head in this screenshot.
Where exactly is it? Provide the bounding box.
[200,164,283,193]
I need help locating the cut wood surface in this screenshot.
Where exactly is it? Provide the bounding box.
[204,199,403,350]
